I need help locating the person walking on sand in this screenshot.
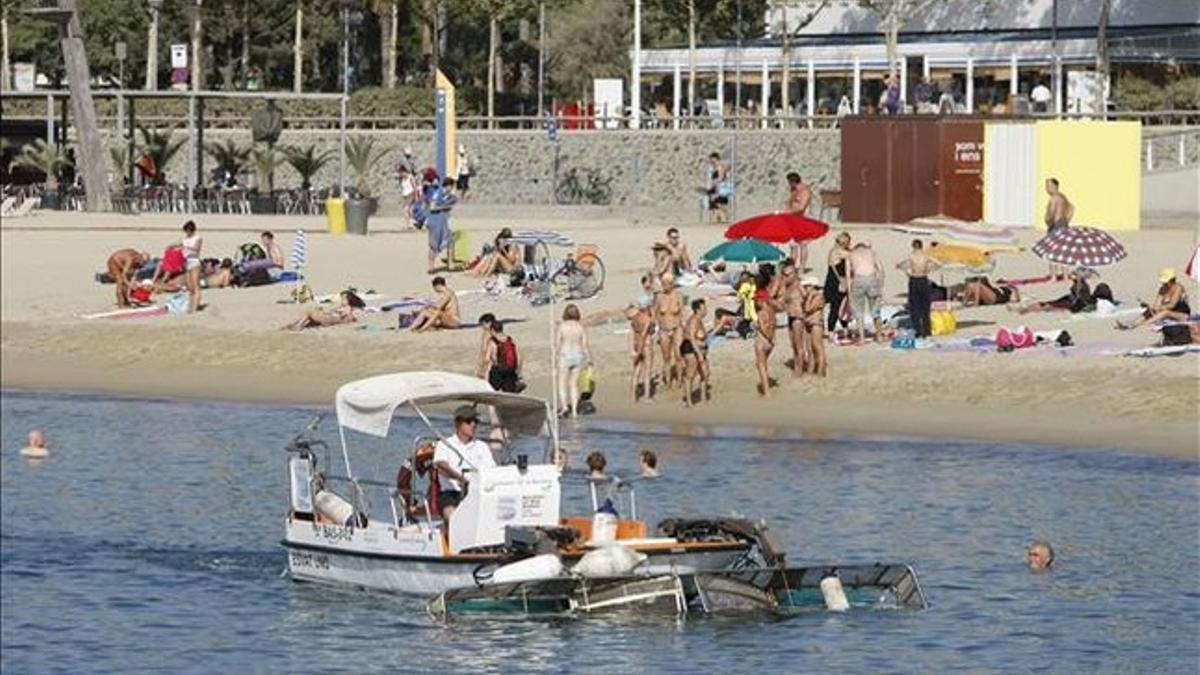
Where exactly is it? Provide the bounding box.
[781,259,808,376]
[680,298,711,407]
[456,144,473,202]
[897,239,942,339]
[782,172,813,271]
[556,304,591,418]
[181,220,203,313]
[705,152,729,222]
[1043,178,1075,280]
[653,273,685,390]
[824,232,852,333]
[426,177,458,273]
[411,276,461,331]
[847,241,885,344]
[106,248,152,307]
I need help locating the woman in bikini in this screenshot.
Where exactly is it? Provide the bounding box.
[469,227,521,278]
[283,290,365,330]
[680,298,710,407]
[628,275,656,402]
[1119,268,1191,329]
[800,276,827,376]
[754,289,779,397]
[963,276,1020,306]
[780,261,807,377]
[556,303,591,418]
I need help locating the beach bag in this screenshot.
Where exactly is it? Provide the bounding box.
[930,310,958,336]
[996,325,1035,352]
[238,242,267,263]
[498,337,519,370]
[1162,324,1192,346]
[129,286,153,304]
[579,365,596,398]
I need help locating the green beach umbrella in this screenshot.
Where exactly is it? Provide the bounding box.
[701,238,785,264]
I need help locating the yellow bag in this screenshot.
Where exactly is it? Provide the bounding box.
[930,310,958,336]
[578,365,596,396]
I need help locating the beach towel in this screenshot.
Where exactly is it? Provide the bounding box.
[81,305,168,320]
[1125,345,1200,358]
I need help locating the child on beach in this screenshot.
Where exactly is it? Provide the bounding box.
[556,304,591,418]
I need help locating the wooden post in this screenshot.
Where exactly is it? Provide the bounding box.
[56,0,112,211]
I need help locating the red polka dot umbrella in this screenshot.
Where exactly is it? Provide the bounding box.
[724,213,830,243]
[1031,226,1127,268]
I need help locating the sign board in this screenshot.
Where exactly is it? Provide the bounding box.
[593,78,623,129]
[115,41,127,61]
[13,63,36,92]
[170,44,188,69]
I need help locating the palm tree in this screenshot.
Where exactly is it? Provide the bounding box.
[252,144,287,194]
[284,144,334,191]
[136,126,186,186]
[206,139,251,179]
[370,0,398,88]
[344,136,387,197]
[9,139,71,192]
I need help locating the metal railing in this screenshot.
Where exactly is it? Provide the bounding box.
[1143,128,1200,171]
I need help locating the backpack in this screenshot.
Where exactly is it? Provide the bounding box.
[497,337,519,370]
[238,242,267,263]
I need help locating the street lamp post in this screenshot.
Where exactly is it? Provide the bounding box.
[735,0,742,122]
[339,1,349,195]
[537,0,545,117]
[146,0,162,91]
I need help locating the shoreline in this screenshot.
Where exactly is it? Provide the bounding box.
[4,350,1195,460]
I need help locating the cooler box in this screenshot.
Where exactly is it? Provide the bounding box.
[325,197,346,235]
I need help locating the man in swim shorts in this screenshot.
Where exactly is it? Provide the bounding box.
[106,248,152,307]
[847,242,885,344]
[653,273,685,390]
[1043,178,1075,280]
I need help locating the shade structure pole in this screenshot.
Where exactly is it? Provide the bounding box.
[899,55,907,108]
[760,58,769,129]
[1010,53,1019,97]
[966,56,974,113]
[672,63,681,130]
[852,58,861,113]
[806,59,815,128]
[187,93,195,212]
[630,0,641,128]
[716,61,724,123]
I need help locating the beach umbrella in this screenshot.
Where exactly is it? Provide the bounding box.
[507,230,574,247]
[701,238,785,264]
[724,213,829,244]
[928,243,991,268]
[290,228,307,270]
[1031,226,1127,268]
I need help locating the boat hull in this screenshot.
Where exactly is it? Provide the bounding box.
[283,518,748,596]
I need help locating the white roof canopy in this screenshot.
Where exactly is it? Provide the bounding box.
[335,372,551,439]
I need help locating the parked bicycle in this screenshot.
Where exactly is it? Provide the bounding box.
[554,167,613,206]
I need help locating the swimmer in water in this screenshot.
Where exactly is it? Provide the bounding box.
[20,429,49,459]
[1027,540,1054,571]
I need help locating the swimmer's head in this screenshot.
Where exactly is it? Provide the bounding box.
[27,429,45,448]
[1027,540,1054,571]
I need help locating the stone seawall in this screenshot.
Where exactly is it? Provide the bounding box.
[114,128,841,217]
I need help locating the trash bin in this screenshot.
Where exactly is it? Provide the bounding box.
[326,197,346,235]
[345,197,371,236]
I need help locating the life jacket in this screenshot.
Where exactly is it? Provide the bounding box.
[497,337,518,370]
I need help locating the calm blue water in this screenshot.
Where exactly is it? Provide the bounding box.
[2,389,1198,673]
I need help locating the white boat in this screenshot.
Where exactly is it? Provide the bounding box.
[282,372,764,595]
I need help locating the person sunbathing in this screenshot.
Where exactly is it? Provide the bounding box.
[1117,268,1191,329]
[963,277,1021,306]
[201,259,234,289]
[469,228,521,278]
[411,276,461,331]
[1014,272,1093,314]
[283,290,365,330]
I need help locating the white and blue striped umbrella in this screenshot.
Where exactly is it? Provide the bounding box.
[507,230,574,247]
[290,229,307,269]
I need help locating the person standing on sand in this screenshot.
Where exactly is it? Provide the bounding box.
[705,152,729,222]
[1043,178,1075,280]
[824,232,852,333]
[680,298,711,407]
[653,273,685,390]
[556,304,591,418]
[181,220,203,313]
[426,177,458,273]
[753,288,781,397]
[411,276,461,331]
[456,144,473,202]
[106,248,151,307]
[847,241,885,344]
[781,259,808,377]
[475,313,497,378]
[897,239,942,339]
[628,275,656,402]
[782,172,813,271]
[800,275,827,376]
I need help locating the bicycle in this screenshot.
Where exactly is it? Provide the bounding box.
[554,167,613,205]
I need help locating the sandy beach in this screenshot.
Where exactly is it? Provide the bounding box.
[1,209,1197,458]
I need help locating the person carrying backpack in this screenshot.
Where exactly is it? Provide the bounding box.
[488,321,524,393]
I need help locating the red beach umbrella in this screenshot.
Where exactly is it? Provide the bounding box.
[724,213,830,244]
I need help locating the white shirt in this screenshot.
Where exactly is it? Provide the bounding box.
[1031,85,1052,103]
[434,434,495,492]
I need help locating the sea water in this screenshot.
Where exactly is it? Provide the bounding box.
[1,390,1197,673]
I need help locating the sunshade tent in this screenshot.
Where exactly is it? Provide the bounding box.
[724,213,830,243]
[1031,226,1128,268]
[701,238,785,264]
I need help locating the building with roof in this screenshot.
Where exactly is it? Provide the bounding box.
[634,0,1199,124]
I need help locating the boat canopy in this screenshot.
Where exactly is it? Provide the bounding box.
[335,371,551,438]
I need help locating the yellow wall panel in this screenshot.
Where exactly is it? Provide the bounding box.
[1034,121,1141,231]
